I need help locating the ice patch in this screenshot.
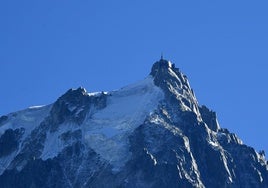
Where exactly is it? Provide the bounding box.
[83,76,164,170]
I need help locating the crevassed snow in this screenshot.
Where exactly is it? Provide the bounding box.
[83,76,164,170]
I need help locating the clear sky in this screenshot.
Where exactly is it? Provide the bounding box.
[1,1,268,154]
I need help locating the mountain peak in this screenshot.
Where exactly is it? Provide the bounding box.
[0,58,267,187]
[150,58,201,120]
[150,57,174,77]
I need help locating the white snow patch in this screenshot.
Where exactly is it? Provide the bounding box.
[87,91,106,97]
[257,169,263,182]
[28,105,46,109]
[168,61,172,68]
[168,67,180,81]
[208,140,219,148]
[144,148,157,166]
[183,136,191,152]
[220,151,233,183]
[82,76,164,170]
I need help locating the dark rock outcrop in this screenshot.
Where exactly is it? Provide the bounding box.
[49,87,107,131]
[199,105,220,132]
[0,128,24,157]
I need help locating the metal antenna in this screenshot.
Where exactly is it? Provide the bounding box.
[161,52,163,60]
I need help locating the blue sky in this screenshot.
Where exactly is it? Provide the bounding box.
[1,1,268,153]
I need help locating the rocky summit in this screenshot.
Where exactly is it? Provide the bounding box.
[0,58,267,188]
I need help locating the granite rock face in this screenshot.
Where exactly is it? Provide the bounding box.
[0,58,267,188]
